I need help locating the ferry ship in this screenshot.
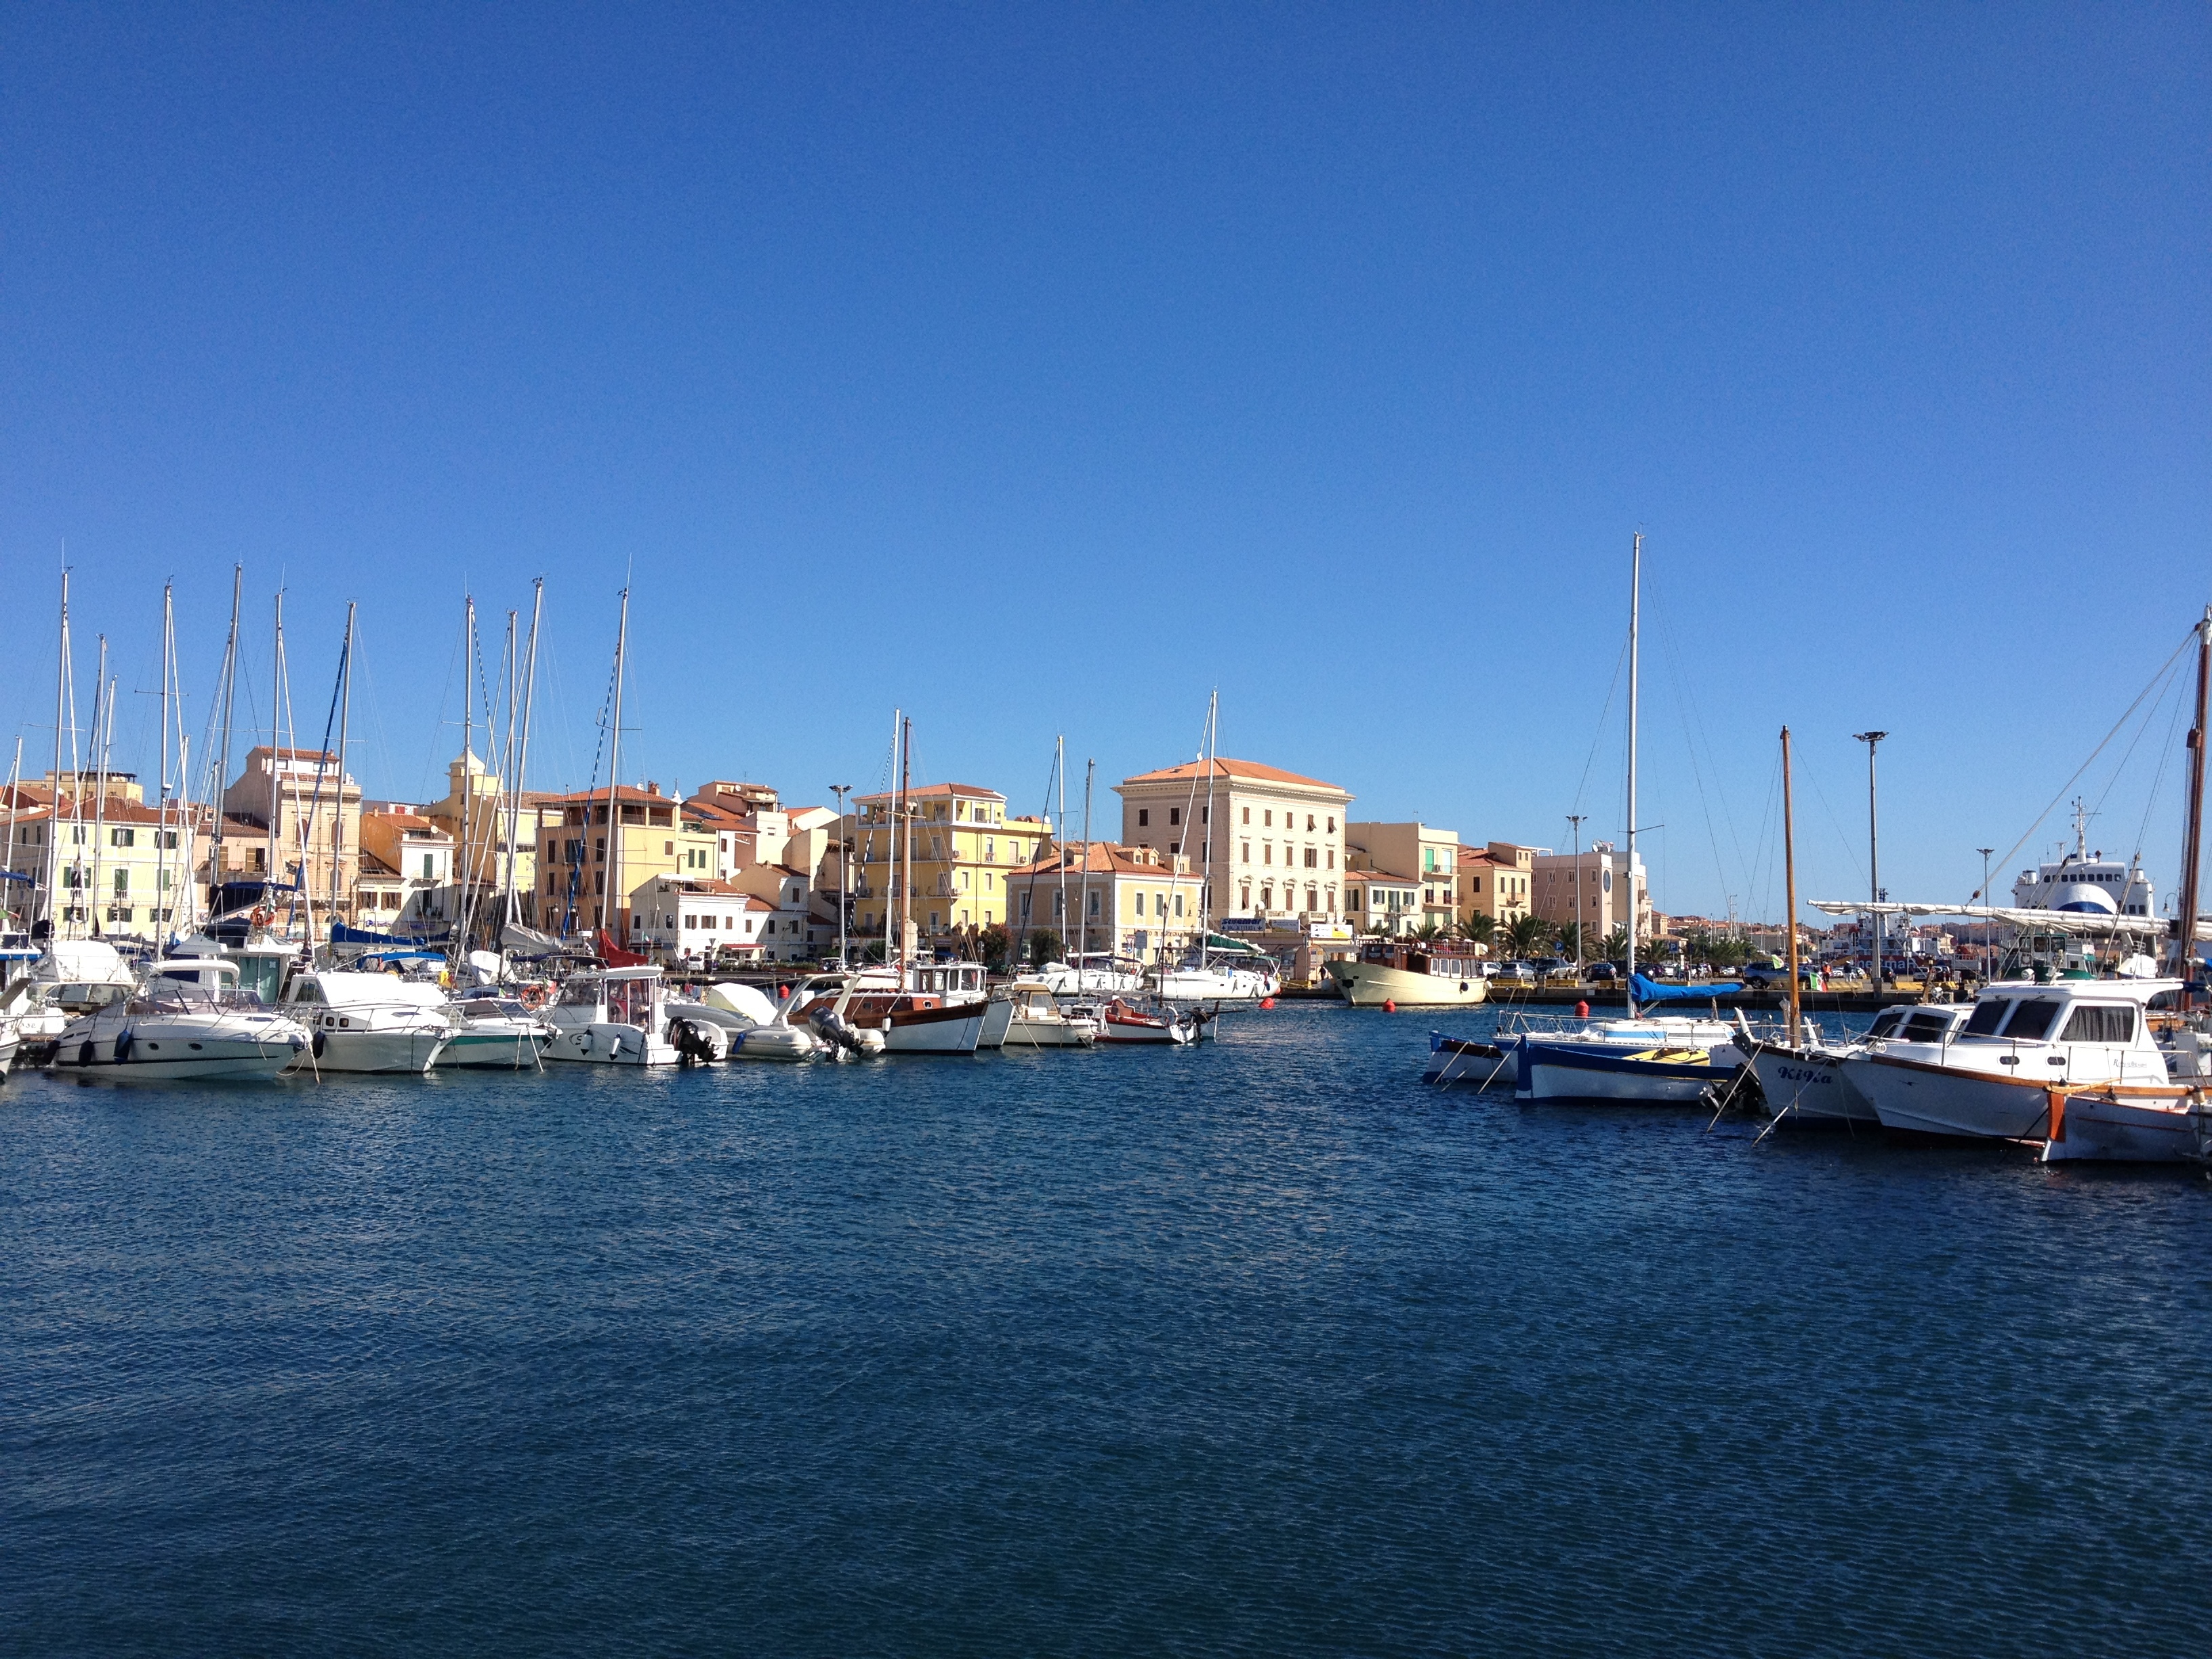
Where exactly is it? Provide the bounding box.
[2009,803,2154,919]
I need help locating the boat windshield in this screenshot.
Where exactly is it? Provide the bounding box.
[1900,1011,1957,1042]
[2058,1004,2134,1043]
[1961,998,2012,1037]
[1868,1009,1906,1039]
[2000,998,2063,1041]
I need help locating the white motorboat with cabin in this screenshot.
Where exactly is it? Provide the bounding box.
[441,996,556,1068]
[0,937,142,1057]
[283,968,454,1073]
[1326,939,1490,1008]
[1841,977,2182,1141]
[47,967,310,1082]
[979,981,1098,1048]
[1749,1004,1971,1128]
[1035,954,1145,996]
[544,965,680,1065]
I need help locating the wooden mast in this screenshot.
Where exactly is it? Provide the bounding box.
[1624,531,1641,1017]
[2175,607,2211,1006]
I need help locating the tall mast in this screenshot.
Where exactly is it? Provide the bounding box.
[459,594,476,954]
[2174,607,2211,1003]
[599,587,629,943]
[333,601,355,930]
[882,708,899,964]
[509,578,544,928]
[1781,725,1802,1048]
[1056,733,1067,964]
[899,713,913,971]
[266,592,283,893]
[3,736,19,931]
[46,569,69,934]
[157,585,174,945]
[209,565,242,908]
[1078,758,1094,960]
[496,608,517,921]
[1202,690,1216,960]
[89,636,110,936]
[1624,531,1641,1015]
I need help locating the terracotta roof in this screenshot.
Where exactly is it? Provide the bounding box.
[1346,869,1418,887]
[853,782,1006,805]
[541,785,680,806]
[1119,757,1349,794]
[365,811,442,832]
[1006,840,1204,880]
[356,851,402,880]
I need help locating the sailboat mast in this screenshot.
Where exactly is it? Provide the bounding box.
[90,637,111,935]
[3,737,20,933]
[899,713,913,971]
[1055,733,1067,966]
[2174,607,2211,1003]
[600,587,629,944]
[1202,690,1216,962]
[496,609,517,920]
[157,585,173,945]
[333,602,355,932]
[266,592,283,893]
[459,595,477,956]
[47,569,70,934]
[209,565,241,907]
[510,578,544,928]
[882,708,899,966]
[1078,758,1094,960]
[1624,531,1641,1013]
[1781,724,1802,1047]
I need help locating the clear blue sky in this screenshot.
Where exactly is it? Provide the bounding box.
[4,4,2207,922]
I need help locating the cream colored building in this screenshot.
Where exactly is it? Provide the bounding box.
[1004,841,1206,964]
[845,783,1052,947]
[4,791,200,937]
[534,783,719,939]
[221,745,363,916]
[1117,758,1353,924]
[423,750,538,903]
[1346,821,1460,933]
[1459,841,1535,932]
[1343,868,1425,937]
[1532,840,1653,947]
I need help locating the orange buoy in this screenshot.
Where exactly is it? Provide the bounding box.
[1260,996,1276,1010]
[1576,1000,1589,1017]
[1382,998,1397,1013]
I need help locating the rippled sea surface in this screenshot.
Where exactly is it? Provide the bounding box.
[4,1002,2209,1656]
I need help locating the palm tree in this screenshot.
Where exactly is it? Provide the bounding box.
[1601,927,1630,961]
[1414,922,1443,943]
[1555,920,1584,961]
[1503,913,1553,959]
[1459,912,1497,949]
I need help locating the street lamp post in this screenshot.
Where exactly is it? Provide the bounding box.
[830,783,853,967]
[1853,731,1889,994]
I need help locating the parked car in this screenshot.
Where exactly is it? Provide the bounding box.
[1581,961,1622,985]
[1490,961,1538,987]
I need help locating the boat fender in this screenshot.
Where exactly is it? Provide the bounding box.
[312,1029,327,1059]
[77,1040,97,1068]
[113,1029,133,1063]
[1382,1000,1395,1014]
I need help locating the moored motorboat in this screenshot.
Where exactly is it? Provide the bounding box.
[1326,940,1490,1008]
[282,968,454,1073]
[543,966,680,1065]
[47,977,310,1082]
[441,996,556,1068]
[2039,1078,2212,1164]
[981,982,1097,1048]
[1084,996,1203,1046]
[838,987,986,1054]
[1748,1005,1969,1128]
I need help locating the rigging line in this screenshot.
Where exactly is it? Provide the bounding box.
[422,604,466,803]
[1572,631,1631,817]
[2086,647,2186,836]
[1799,747,1868,890]
[1658,634,1734,909]
[350,618,401,817]
[1980,626,2197,897]
[2130,665,2192,869]
[1660,621,1755,903]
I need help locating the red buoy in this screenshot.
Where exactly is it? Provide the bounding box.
[1576,1000,1589,1017]
[1260,996,1276,1010]
[1382,998,1397,1013]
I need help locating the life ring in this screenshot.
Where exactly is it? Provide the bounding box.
[251,906,274,926]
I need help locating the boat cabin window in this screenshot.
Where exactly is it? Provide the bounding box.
[559,979,602,1007]
[1900,1012,1955,1041]
[1999,998,2062,1041]
[1868,1009,1906,1039]
[291,981,324,1004]
[2059,1004,2134,1044]
[1961,998,2012,1037]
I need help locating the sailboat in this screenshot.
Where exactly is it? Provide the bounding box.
[1153,692,1277,1006]
[1427,534,1746,1101]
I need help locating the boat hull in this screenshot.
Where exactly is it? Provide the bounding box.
[1749,1044,1877,1126]
[310,1027,450,1074]
[49,1021,306,1082]
[880,1004,985,1054]
[731,1026,819,1061]
[542,1022,680,1066]
[1843,1053,2058,1141]
[1519,1038,1741,1103]
[2041,1088,2211,1164]
[438,1027,551,1068]
[1326,960,1490,1008]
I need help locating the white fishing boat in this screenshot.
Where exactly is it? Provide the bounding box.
[283,968,454,1073]
[1325,939,1490,1008]
[2039,1071,2212,1164]
[980,981,1097,1048]
[1750,1005,1970,1128]
[1841,977,2182,1141]
[835,984,987,1054]
[543,965,680,1065]
[441,996,555,1069]
[1035,954,1145,996]
[47,972,310,1082]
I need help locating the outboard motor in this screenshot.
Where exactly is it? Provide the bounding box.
[669,1015,729,1065]
[806,1004,873,1060]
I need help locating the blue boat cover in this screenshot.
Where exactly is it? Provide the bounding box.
[1631,972,1744,1003]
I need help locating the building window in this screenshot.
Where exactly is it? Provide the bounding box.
[1240,884,1250,907]
[1264,845,1273,865]
[1327,817,1335,832]
[1242,807,1250,825]
[111,826,135,848]
[1138,809,1149,827]
[1264,810,1273,827]
[1306,815,1315,832]
[1021,892,1031,921]
[1326,850,1334,869]
[1174,893,1184,918]
[1169,806,1181,825]
[1136,892,1146,917]
[1304,848,1317,868]
[1241,842,1250,863]
[1088,891,1101,917]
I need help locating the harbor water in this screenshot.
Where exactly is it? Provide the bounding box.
[3,1002,2207,1656]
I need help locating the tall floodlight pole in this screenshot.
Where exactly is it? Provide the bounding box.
[1977,846,1995,983]
[1853,731,1889,994]
[830,783,852,967]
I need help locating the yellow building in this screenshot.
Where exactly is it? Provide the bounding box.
[1003,841,1206,964]
[1458,841,1535,933]
[3,790,200,937]
[844,783,1052,947]
[423,749,538,903]
[533,783,718,940]
[220,745,364,917]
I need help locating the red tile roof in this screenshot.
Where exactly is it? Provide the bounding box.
[1006,840,1203,880]
[1120,757,1349,794]
[854,782,1006,805]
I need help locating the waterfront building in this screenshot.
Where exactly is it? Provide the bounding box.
[1458,842,1536,933]
[1343,867,1425,937]
[1115,758,1353,924]
[422,750,539,905]
[1531,840,1652,947]
[627,874,777,963]
[358,807,457,926]
[1346,822,1460,933]
[845,783,1052,946]
[731,861,832,962]
[3,790,202,937]
[532,783,719,939]
[220,745,363,917]
[1003,841,1206,964]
